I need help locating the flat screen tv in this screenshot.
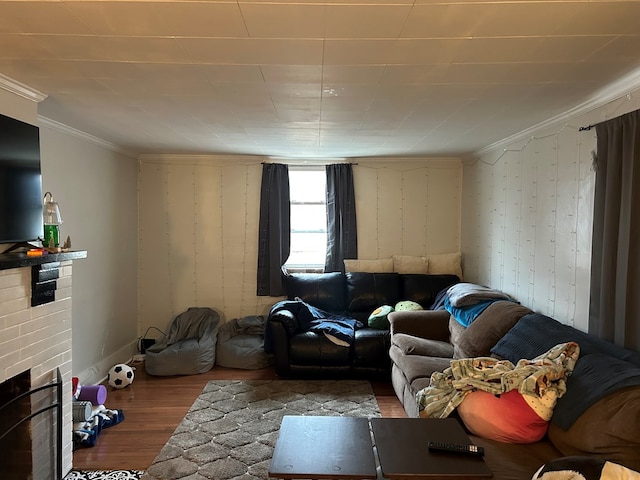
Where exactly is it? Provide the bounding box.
[0,113,43,245]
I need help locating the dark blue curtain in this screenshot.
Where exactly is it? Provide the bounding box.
[257,163,290,296]
[590,109,640,350]
[324,164,358,273]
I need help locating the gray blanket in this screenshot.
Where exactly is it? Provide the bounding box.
[447,282,514,307]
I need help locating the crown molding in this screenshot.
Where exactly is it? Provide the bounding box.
[0,74,47,102]
[474,66,640,159]
[38,116,137,159]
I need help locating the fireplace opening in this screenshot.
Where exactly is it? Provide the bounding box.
[0,370,33,480]
[0,368,63,480]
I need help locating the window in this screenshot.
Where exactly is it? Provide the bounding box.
[285,168,326,270]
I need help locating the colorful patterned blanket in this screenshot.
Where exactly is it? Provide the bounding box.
[417,342,580,419]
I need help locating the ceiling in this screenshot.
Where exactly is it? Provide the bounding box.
[2,0,640,160]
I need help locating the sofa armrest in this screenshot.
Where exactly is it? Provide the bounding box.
[269,308,299,336]
[265,321,290,376]
[388,309,451,342]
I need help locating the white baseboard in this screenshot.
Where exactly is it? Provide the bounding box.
[75,340,139,386]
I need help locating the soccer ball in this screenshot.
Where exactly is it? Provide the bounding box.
[107,363,134,389]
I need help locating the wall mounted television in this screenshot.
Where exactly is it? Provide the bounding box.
[0,113,43,246]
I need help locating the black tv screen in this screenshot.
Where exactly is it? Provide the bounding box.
[0,113,43,244]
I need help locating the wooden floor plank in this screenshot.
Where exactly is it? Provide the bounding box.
[71,364,407,471]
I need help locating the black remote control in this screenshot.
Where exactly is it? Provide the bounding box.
[428,441,485,456]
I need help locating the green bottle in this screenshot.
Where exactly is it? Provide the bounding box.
[44,224,60,247]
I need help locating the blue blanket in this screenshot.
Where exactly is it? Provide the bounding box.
[265,299,362,351]
[444,296,499,327]
[294,299,362,345]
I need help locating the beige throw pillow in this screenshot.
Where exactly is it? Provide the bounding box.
[343,258,394,273]
[393,255,429,274]
[427,252,463,278]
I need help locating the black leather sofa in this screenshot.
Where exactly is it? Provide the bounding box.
[265,270,459,378]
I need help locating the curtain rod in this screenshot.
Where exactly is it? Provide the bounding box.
[579,124,594,132]
[262,161,358,166]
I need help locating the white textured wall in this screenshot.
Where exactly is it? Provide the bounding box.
[354,158,462,258]
[138,155,462,337]
[462,88,640,332]
[39,125,138,384]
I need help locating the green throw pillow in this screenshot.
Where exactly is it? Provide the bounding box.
[395,300,422,311]
[368,305,394,329]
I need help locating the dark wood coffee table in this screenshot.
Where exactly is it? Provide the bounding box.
[370,418,492,479]
[269,415,378,479]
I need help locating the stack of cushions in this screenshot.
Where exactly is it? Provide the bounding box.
[443,282,515,327]
[343,252,463,278]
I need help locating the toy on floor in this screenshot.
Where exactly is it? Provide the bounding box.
[70,376,126,450]
[107,363,135,389]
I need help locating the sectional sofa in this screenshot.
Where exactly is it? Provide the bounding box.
[389,299,640,478]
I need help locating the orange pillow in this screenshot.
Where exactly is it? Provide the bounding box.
[457,390,549,444]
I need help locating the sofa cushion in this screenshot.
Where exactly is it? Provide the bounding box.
[289,331,350,365]
[346,272,401,313]
[400,274,460,309]
[389,344,451,384]
[547,387,640,472]
[284,271,346,313]
[353,328,391,369]
[458,390,549,443]
[392,333,454,358]
[450,301,532,359]
[491,312,640,366]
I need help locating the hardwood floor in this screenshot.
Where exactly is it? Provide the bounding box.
[72,362,407,471]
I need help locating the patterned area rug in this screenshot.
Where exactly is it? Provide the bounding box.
[141,379,381,480]
[64,470,144,479]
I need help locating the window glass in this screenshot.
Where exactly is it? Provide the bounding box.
[286,168,326,269]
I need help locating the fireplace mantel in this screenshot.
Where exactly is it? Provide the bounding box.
[0,250,87,271]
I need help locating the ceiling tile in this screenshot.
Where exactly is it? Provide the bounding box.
[65,1,248,37]
[176,38,324,65]
[240,4,326,38]
[35,35,187,62]
[0,2,94,35]
[324,5,411,38]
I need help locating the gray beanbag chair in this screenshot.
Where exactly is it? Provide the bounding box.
[216,316,273,370]
[145,307,220,376]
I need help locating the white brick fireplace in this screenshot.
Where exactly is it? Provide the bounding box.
[0,260,74,479]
